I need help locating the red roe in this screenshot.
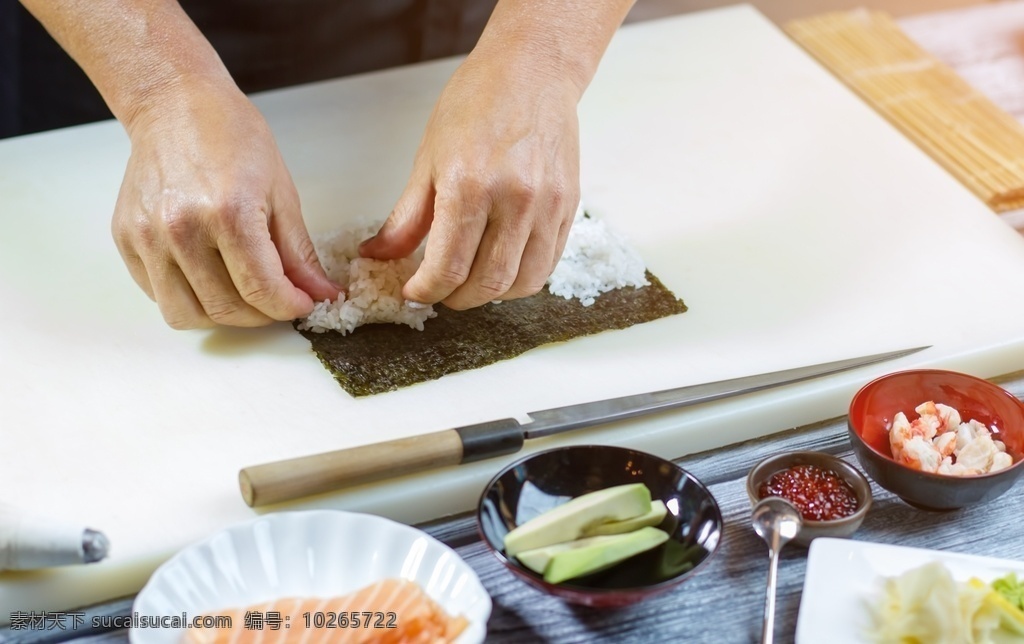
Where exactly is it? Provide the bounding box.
[757,464,858,521]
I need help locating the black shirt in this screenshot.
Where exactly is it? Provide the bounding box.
[0,0,494,138]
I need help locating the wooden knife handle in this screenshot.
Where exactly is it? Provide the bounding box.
[238,420,524,507]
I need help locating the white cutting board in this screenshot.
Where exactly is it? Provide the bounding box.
[4,4,1024,617]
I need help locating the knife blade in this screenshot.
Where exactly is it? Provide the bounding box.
[238,345,928,507]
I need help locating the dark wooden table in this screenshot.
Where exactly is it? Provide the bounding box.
[5,373,1024,644]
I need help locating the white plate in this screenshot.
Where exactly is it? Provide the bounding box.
[131,510,491,643]
[796,538,1024,644]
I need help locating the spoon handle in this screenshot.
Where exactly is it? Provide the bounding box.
[761,547,780,644]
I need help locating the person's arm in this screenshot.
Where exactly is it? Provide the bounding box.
[359,0,636,310]
[19,0,338,329]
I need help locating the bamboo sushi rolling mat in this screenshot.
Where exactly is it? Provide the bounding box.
[787,8,1024,214]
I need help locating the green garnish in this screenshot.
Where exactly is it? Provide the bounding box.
[992,573,1024,611]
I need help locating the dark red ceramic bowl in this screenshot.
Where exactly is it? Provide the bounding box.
[848,369,1024,510]
[477,445,722,607]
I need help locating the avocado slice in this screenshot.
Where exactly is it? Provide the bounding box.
[582,500,668,537]
[543,526,669,584]
[514,534,616,573]
[503,483,652,556]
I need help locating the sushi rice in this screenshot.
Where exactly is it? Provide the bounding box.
[298,204,650,335]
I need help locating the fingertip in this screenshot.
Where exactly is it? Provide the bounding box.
[359,225,424,261]
[283,283,316,319]
[399,278,427,306]
[357,234,382,258]
[400,272,438,307]
[362,182,434,260]
[305,274,345,304]
[279,242,343,302]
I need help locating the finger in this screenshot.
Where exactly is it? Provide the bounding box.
[549,214,573,275]
[217,207,316,321]
[401,183,489,305]
[269,186,342,303]
[358,176,434,260]
[442,209,530,309]
[174,245,275,327]
[112,208,156,301]
[120,250,156,301]
[505,193,574,300]
[502,231,556,301]
[146,258,214,330]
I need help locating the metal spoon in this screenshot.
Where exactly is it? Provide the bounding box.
[751,497,803,644]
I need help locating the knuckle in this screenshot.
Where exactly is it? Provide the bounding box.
[163,311,208,331]
[203,297,246,324]
[444,278,513,311]
[164,317,192,331]
[113,210,160,255]
[171,195,265,246]
[550,183,576,216]
[160,205,202,246]
[507,178,538,210]
[476,273,515,298]
[110,214,129,245]
[133,214,160,252]
[213,197,264,230]
[563,182,581,208]
[500,175,576,229]
[431,265,471,290]
[435,163,469,190]
[515,280,546,298]
[238,278,280,308]
[438,173,489,212]
[204,300,271,327]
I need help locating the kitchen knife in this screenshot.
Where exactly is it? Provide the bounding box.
[238,345,928,506]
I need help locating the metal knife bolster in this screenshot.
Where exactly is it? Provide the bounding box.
[456,419,525,463]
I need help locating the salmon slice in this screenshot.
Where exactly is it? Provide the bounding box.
[182,579,470,644]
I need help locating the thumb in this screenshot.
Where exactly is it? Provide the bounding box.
[359,177,434,260]
[269,193,342,304]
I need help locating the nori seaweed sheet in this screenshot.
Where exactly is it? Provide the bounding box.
[296,271,687,397]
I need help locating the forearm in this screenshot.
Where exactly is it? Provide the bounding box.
[474,0,636,99]
[18,0,234,132]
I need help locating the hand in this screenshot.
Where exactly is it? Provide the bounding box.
[112,86,339,329]
[358,49,581,309]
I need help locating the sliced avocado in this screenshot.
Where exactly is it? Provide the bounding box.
[543,526,669,584]
[582,500,668,537]
[515,534,625,574]
[656,539,701,578]
[503,483,652,556]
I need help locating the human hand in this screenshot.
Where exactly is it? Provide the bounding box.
[112,86,339,329]
[358,48,582,310]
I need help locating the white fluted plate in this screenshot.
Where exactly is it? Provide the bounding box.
[131,510,491,643]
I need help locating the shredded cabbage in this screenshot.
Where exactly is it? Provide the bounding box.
[867,562,1003,644]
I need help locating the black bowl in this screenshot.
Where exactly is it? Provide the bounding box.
[477,445,723,607]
